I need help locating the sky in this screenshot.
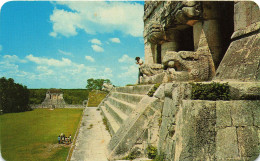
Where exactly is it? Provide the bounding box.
[0,1,145,89]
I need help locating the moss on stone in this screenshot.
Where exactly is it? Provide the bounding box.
[190,82,230,100]
[148,83,161,97]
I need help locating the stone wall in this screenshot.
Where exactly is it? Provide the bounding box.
[102,82,259,160]
[155,82,260,161]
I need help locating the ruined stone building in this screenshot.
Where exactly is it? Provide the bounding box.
[140,1,258,83]
[98,1,259,161]
[41,89,66,108]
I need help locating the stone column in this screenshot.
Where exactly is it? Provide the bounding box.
[193,21,203,50]
[160,30,181,61]
[144,40,156,64]
[201,2,223,67]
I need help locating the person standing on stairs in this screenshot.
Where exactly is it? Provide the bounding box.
[135,57,144,84]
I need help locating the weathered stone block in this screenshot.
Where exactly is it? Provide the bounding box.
[251,2,260,24]
[182,1,196,7]
[216,127,239,160]
[174,100,216,161]
[140,64,164,77]
[162,97,176,117]
[234,2,249,31]
[165,138,175,161]
[252,101,260,126]
[164,83,174,98]
[215,32,260,81]
[231,101,253,126]
[228,82,260,100]
[237,126,259,157]
[158,115,171,152]
[150,99,163,111]
[144,42,155,64]
[140,72,168,84]
[153,84,165,99]
[216,101,232,127]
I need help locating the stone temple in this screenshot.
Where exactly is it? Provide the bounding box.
[41,89,66,108]
[96,1,259,160]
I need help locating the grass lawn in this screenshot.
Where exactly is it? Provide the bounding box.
[0,108,83,161]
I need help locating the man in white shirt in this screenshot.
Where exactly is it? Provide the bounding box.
[135,57,144,84]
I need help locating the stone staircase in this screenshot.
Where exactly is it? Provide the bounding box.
[99,85,153,136]
[99,85,164,160]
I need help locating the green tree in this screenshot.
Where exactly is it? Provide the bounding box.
[0,77,30,113]
[86,78,111,91]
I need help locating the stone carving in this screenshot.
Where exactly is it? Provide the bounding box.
[139,64,167,84]
[147,23,165,44]
[162,30,215,81]
[146,1,202,45]
[141,30,215,83]
[102,83,114,92]
[161,1,202,28]
[140,64,164,77]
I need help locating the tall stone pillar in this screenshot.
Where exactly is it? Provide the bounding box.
[201,2,223,67]
[144,39,156,64]
[160,30,181,61]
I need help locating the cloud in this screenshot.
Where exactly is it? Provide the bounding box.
[0,60,31,78]
[90,39,102,45]
[3,55,27,63]
[49,2,144,38]
[91,45,104,52]
[49,32,57,37]
[103,67,113,77]
[118,64,138,79]
[0,53,116,88]
[36,66,54,75]
[85,56,95,62]
[49,8,82,37]
[110,38,120,43]
[0,45,2,52]
[58,49,73,56]
[26,54,72,67]
[118,54,134,63]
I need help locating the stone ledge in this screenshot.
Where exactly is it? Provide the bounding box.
[232,22,260,39]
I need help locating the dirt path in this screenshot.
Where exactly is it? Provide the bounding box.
[70,107,111,161]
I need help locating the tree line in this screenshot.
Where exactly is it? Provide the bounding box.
[0,77,31,113]
[0,78,111,113]
[29,79,111,105]
[29,89,90,105]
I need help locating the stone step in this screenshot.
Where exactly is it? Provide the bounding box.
[114,85,153,95]
[111,92,144,105]
[107,97,136,115]
[104,101,128,125]
[108,96,162,160]
[101,106,120,136]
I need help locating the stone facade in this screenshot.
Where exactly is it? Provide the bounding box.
[99,1,260,160]
[141,1,259,84]
[41,89,66,108]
